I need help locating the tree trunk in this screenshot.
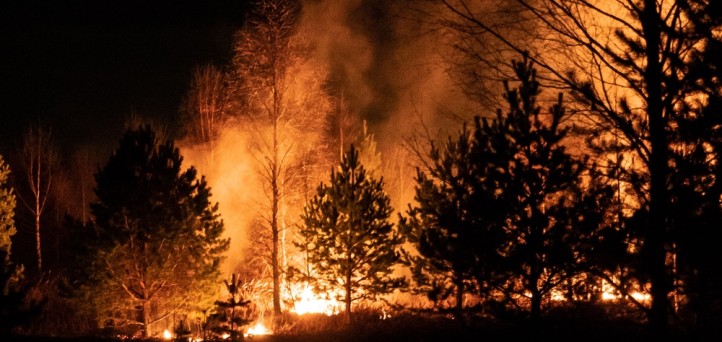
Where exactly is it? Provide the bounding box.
[455,272,464,320]
[642,0,670,335]
[35,199,42,273]
[530,286,541,323]
[272,117,282,317]
[142,300,152,338]
[345,272,352,324]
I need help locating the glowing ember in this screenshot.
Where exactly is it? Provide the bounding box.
[601,291,618,301]
[291,284,343,315]
[599,279,651,303]
[221,332,231,340]
[245,321,271,337]
[630,291,651,302]
[162,329,172,340]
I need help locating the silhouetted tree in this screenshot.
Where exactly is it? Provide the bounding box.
[181,64,228,170]
[85,125,229,338]
[438,0,722,334]
[666,3,722,335]
[402,57,616,321]
[483,57,616,321]
[211,274,252,341]
[399,120,503,318]
[297,145,405,323]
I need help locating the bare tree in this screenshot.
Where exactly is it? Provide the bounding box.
[229,0,329,317]
[181,64,227,169]
[323,93,361,161]
[18,123,58,274]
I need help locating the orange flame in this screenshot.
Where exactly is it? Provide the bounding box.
[290,283,343,315]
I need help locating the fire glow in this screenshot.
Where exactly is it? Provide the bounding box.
[290,283,343,316]
[245,321,271,337]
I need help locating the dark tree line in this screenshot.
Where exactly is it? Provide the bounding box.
[401,57,619,323]
[432,0,722,337]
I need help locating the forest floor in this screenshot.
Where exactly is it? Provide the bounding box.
[2,309,701,342]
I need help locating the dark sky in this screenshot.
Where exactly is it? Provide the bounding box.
[0,0,247,156]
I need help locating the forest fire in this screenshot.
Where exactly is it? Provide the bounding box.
[2,0,721,341]
[244,321,271,337]
[289,283,343,316]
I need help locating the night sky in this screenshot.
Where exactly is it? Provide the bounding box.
[0,0,248,156]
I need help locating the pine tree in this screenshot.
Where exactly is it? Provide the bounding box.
[298,145,404,323]
[483,57,615,321]
[667,3,722,334]
[402,56,616,322]
[436,0,722,333]
[399,121,504,318]
[86,125,229,338]
[211,274,252,341]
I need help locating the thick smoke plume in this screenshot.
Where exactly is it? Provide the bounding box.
[299,0,480,144]
[180,0,508,274]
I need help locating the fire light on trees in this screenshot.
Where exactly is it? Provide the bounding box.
[436,0,722,335]
[229,0,331,318]
[296,145,405,323]
[75,125,229,338]
[245,321,271,337]
[288,283,343,315]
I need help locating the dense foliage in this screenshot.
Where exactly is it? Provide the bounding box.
[297,145,404,323]
[76,125,229,338]
[402,58,618,320]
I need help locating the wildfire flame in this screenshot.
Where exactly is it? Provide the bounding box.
[600,278,651,303]
[162,329,172,340]
[245,321,271,337]
[290,284,343,315]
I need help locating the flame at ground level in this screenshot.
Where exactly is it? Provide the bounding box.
[290,284,343,315]
[245,321,271,337]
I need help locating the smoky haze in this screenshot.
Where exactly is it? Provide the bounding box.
[299,0,478,145]
[178,0,512,274]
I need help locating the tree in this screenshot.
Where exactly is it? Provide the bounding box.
[356,121,382,176]
[399,120,503,318]
[437,0,722,333]
[0,154,16,276]
[665,5,722,335]
[211,274,252,341]
[402,57,616,321]
[17,123,58,274]
[1,154,39,335]
[229,0,329,317]
[86,125,229,338]
[482,57,616,321]
[297,145,405,323]
[181,64,228,170]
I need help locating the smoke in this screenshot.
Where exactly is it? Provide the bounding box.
[180,127,261,274]
[297,0,484,215]
[179,0,506,274]
[302,0,478,135]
